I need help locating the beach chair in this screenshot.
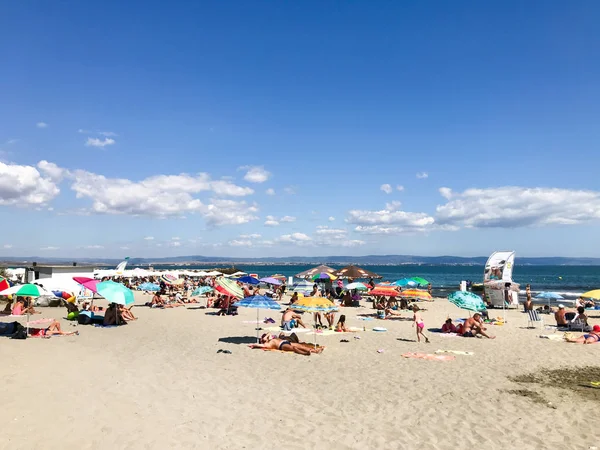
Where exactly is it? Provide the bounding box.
[527,310,544,329]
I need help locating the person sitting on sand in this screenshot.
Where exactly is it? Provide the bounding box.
[118,304,137,321]
[555,304,568,327]
[566,324,600,344]
[462,313,495,339]
[150,292,165,308]
[28,320,79,338]
[289,292,299,305]
[441,318,457,333]
[336,314,354,332]
[1,298,13,315]
[281,306,307,331]
[248,333,323,355]
[569,306,590,331]
[11,298,39,316]
[103,303,127,326]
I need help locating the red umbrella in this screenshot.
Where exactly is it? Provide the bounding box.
[0,277,10,292]
[369,287,400,297]
[73,277,100,293]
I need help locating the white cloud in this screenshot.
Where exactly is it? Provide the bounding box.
[313,226,366,247]
[169,241,181,247]
[211,180,254,197]
[385,201,402,211]
[239,233,261,239]
[144,236,155,240]
[265,188,275,196]
[396,185,404,192]
[36,122,48,128]
[3,244,13,249]
[284,186,296,195]
[347,202,435,235]
[228,239,253,247]
[99,131,118,137]
[120,246,130,250]
[241,166,271,183]
[416,172,428,179]
[277,233,312,244]
[40,246,59,251]
[315,226,347,236]
[85,137,116,148]
[380,184,393,194]
[171,237,180,241]
[0,161,60,206]
[435,187,600,228]
[82,245,104,249]
[328,216,335,222]
[264,215,279,227]
[37,160,68,182]
[280,215,296,223]
[203,199,259,226]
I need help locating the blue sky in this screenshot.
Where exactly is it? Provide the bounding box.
[1,1,600,258]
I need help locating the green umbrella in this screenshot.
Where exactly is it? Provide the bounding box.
[447,291,487,312]
[411,277,430,287]
[15,284,46,297]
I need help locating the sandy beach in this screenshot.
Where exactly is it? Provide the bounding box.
[2,292,599,450]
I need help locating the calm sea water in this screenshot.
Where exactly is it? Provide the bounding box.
[149,264,600,300]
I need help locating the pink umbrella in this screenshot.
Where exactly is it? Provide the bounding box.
[73,277,100,293]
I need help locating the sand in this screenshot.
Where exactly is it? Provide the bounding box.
[2,293,600,450]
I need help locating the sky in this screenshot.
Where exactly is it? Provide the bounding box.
[1,1,600,259]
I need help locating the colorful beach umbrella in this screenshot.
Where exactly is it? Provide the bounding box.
[295,265,337,279]
[369,287,400,297]
[534,292,563,300]
[259,277,282,286]
[335,265,381,279]
[96,281,134,306]
[447,291,487,312]
[411,277,430,287]
[236,276,260,285]
[400,289,432,301]
[160,274,179,285]
[393,278,417,287]
[311,272,337,281]
[234,295,281,342]
[0,276,10,292]
[581,290,600,300]
[13,284,47,297]
[292,296,338,313]
[191,286,214,296]
[215,277,244,299]
[138,282,160,292]
[345,282,368,291]
[73,277,100,293]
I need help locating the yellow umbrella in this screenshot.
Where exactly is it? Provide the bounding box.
[292,297,338,348]
[581,290,600,300]
[400,289,432,301]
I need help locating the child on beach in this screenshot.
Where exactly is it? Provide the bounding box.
[412,305,430,343]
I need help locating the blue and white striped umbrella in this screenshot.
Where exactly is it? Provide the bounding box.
[191,286,214,296]
[138,282,160,292]
[234,295,281,343]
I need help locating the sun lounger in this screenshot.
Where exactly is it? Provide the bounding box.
[527,310,544,329]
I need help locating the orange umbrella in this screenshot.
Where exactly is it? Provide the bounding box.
[400,289,432,301]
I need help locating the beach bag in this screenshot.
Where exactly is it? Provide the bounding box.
[77,313,92,325]
[0,321,17,336]
[10,323,27,340]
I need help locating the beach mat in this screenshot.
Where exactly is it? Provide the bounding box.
[435,350,474,356]
[402,352,455,361]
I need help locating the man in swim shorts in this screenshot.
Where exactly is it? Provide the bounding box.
[281,307,307,331]
[462,314,495,339]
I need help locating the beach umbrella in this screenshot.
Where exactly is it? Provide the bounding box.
[311,272,337,281]
[73,277,100,293]
[535,291,564,309]
[290,280,313,294]
[96,281,134,306]
[295,265,337,279]
[215,277,244,299]
[581,289,600,300]
[234,295,281,343]
[0,284,48,334]
[447,291,487,312]
[138,282,160,292]
[259,277,282,286]
[393,278,417,287]
[369,287,400,297]
[400,289,432,301]
[160,274,179,285]
[345,282,368,291]
[291,296,338,348]
[411,277,430,287]
[0,277,10,292]
[191,286,214,296]
[334,265,381,279]
[236,276,260,285]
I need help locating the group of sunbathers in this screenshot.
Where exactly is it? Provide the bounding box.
[249,332,324,355]
[440,314,495,339]
[1,297,40,316]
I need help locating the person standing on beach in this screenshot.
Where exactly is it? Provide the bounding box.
[412,305,429,343]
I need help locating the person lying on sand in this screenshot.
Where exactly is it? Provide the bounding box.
[462,314,495,339]
[566,325,600,344]
[29,320,79,338]
[281,307,307,331]
[249,333,323,355]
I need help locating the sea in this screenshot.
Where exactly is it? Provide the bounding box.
[147,264,600,302]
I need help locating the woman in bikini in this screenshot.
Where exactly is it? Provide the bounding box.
[249,333,323,355]
[566,324,600,344]
[29,320,79,338]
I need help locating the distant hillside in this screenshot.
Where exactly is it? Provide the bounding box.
[2,254,600,266]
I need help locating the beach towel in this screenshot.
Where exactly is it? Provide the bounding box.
[435,350,474,356]
[437,333,460,337]
[264,326,312,333]
[26,318,54,326]
[401,352,455,361]
[539,334,565,341]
